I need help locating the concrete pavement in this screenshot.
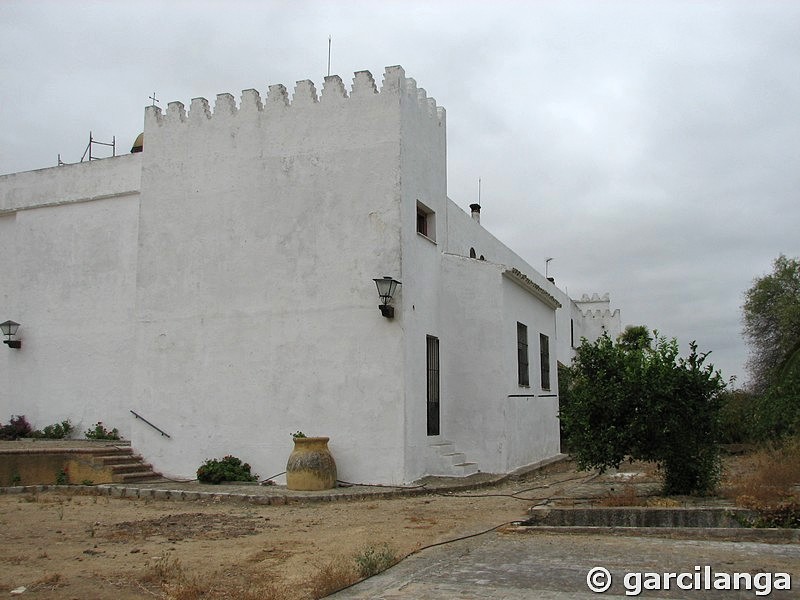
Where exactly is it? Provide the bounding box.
[330,530,800,599]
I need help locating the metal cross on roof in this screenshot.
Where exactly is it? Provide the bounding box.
[149,92,160,107]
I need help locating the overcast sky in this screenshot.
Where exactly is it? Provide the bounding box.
[2,1,798,385]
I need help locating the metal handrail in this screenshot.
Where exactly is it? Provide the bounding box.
[130,410,171,438]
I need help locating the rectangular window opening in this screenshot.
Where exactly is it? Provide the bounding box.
[416,200,436,242]
[426,335,440,436]
[570,318,575,349]
[517,322,529,387]
[417,208,428,237]
[540,333,551,390]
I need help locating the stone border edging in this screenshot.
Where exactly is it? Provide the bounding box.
[508,524,800,543]
[0,454,571,505]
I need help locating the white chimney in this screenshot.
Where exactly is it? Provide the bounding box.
[470,203,481,224]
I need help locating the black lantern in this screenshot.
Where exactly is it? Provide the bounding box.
[373,277,401,318]
[1,320,21,349]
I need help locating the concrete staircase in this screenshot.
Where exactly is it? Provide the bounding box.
[94,446,161,483]
[427,440,479,477]
[0,441,162,486]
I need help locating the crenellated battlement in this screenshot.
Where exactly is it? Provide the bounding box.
[144,65,445,131]
[579,293,611,303]
[581,308,621,319]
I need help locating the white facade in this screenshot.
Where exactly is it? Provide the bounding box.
[0,66,619,484]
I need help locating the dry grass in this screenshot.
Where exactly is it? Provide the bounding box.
[404,513,439,528]
[307,558,360,598]
[594,485,680,507]
[596,485,641,506]
[139,548,386,599]
[29,573,65,592]
[139,550,349,600]
[722,438,800,507]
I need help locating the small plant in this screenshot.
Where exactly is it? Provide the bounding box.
[55,469,68,485]
[0,415,33,440]
[292,430,307,438]
[30,420,74,439]
[308,558,358,597]
[81,479,94,486]
[10,473,21,486]
[353,544,397,578]
[196,455,258,484]
[84,421,120,440]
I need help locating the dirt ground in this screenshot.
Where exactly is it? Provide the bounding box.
[0,464,591,600]
[0,454,789,600]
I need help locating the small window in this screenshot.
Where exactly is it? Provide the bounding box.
[427,335,440,436]
[540,333,551,390]
[416,200,436,241]
[469,247,476,258]
[570,319,575,348]
[517,322,529,387]
[417,207,428,237]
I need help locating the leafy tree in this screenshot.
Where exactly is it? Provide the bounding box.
[560,331,726,495]
[751,339,800,440]
[718,389,759,444]
[617,324,653,351]
[742,255,800,392]
[0,415,32,440]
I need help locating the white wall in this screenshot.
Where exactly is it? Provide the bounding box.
[0,65,620,485]
[0,156,141,438]
[132,68,413,483]
[0,154,141,213]
[394,73,450,482]
[444,199,621,370]
[438,256,560,474]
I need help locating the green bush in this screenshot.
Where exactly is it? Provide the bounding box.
[0,415,33,440]
[752,369,800,441]
[84,422,120,440]
[560,332,727,496]
[196,455,258,484]
[354,544,397,578]
[718,390,758,443]
[738,502,800,529]
[30,420,74,440]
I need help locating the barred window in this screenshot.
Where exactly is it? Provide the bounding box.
[426,335,440,436]
[540,333,551,390]
[517,322,529,387]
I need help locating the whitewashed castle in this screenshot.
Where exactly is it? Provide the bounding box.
[0,66,620,484]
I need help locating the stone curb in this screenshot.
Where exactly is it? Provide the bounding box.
[507,524,800,543]
[0,454,571,505]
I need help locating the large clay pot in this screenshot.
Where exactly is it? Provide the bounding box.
[286,437,337,491]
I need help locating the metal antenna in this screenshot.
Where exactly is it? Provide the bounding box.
[478,177,481,204]
[327,36,332,77]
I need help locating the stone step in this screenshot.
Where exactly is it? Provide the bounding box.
[426,440,479,478]
[114,470,162,483]
[453,462,479,477]
[108,462,153,475]
[429,441,455,454]
[442,452,466,465]
[95,454,140,466]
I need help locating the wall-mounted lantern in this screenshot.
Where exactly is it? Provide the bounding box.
[1,320,21,349]
[373,276,401,319]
